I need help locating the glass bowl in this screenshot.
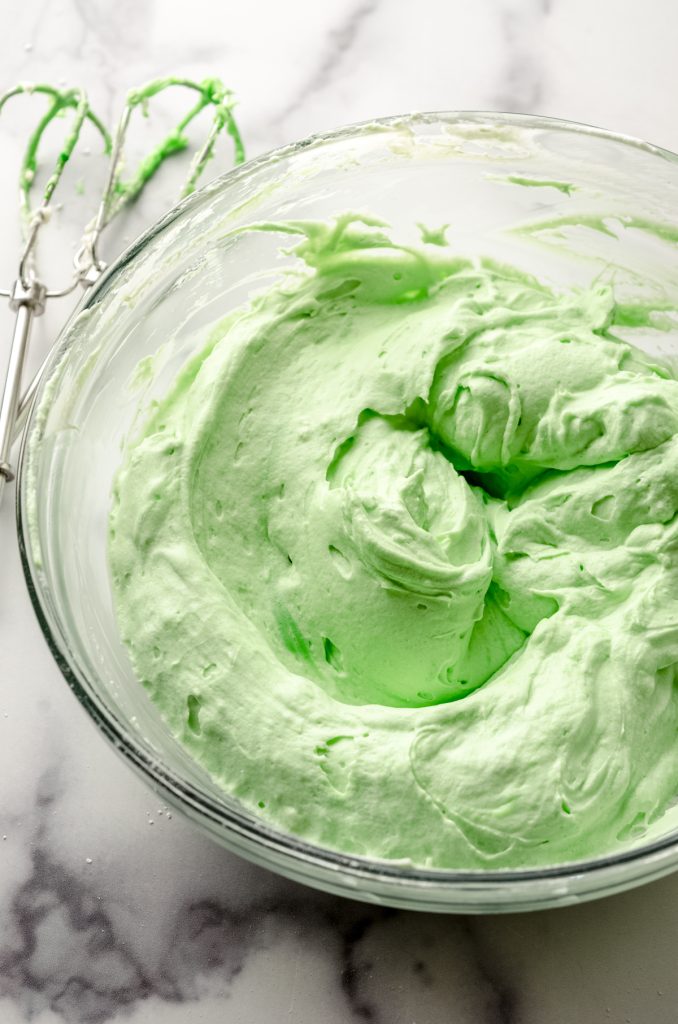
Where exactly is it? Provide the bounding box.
[18,112,678,913]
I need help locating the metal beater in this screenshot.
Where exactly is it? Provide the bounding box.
[0,77,244,508]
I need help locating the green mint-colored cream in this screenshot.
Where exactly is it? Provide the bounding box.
[110,215,678,868]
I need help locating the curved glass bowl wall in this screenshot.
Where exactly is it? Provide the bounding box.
[18,112,678,912]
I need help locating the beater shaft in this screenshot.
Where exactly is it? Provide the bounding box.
[0,279,46,504]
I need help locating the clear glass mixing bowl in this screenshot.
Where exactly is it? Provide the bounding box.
[17,112,678,912]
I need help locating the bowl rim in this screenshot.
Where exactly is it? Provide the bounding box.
[16,108,678,904]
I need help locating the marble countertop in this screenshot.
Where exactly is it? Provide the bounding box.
[2,1,678,1021]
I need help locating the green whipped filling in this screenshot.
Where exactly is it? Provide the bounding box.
[110,214,678,868]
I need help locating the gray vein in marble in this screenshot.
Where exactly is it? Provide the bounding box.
[0,772,432,1024]
[339,910,392,1021]
[493,0,551,112]
[0,776,520,1024]
[341,909,524,1024]
[462,919,519,1024]
[273,0,379,127]
[1,848,151,1022]
[1,844,257,1021]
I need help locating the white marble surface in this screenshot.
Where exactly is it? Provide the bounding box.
[2,1,678,1021]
